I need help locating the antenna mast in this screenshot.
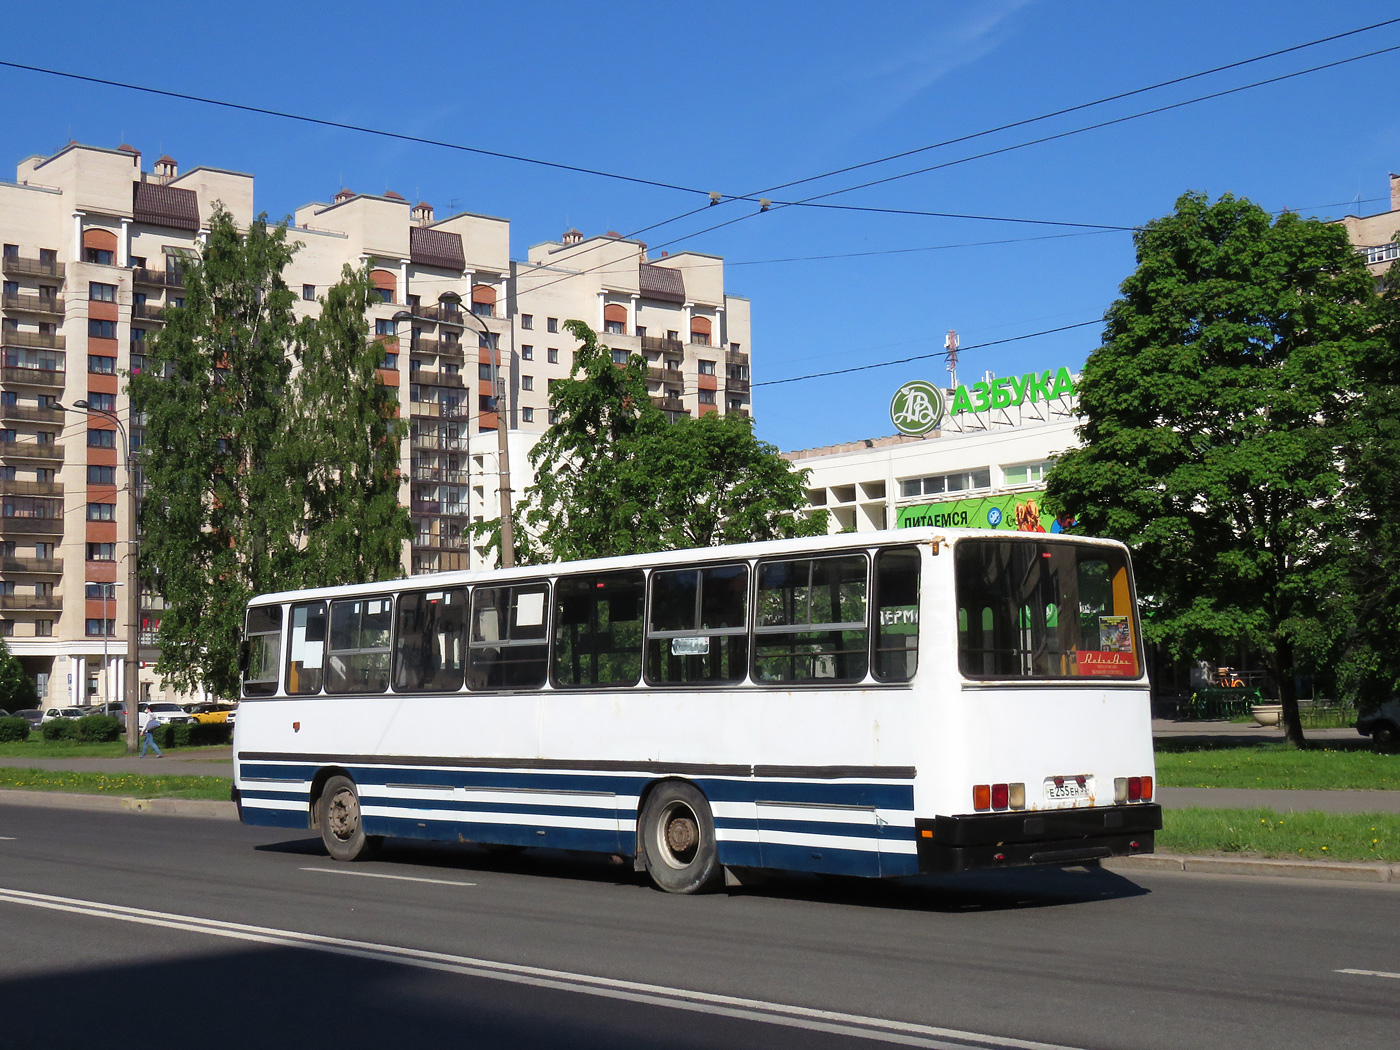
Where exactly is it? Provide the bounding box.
[944,329,960,389]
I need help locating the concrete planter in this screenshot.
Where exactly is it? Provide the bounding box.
[1252,703,1283,727]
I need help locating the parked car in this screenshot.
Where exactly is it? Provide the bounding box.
[188,703,236,725]
[1357,698,1400,749]
[19,709,43,729]
[138,702,195,726]
[40,707,85,724]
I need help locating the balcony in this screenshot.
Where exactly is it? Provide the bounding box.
[726,407,751,419]
[409,402,468,420]
[0,556,63,575]
[410,433,468,452]
[132,267,184,289]
[0,367,65,389]
[0,440,65,462]
[0,404,64,426]
[642,335,685,354]
[1,293,64,316]
[0,479,63,497]
[651,396,688,413]
[1,255,64,280]
[0,515,64,535]
[411,369,466,389]
[132,302,166,322]
[0,594,62,611]
[726,350,749,367]
[411,337,465,359]
[727,378,751,394]
[417,303,465,326]
[1,329,65,350]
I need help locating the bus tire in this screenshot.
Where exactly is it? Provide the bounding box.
[639,781,723,894]
[318,775,380,862]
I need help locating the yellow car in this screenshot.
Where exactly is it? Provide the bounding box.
[188,703,236,724]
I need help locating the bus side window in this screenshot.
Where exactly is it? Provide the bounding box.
[326,597,393,694]
[645,563,748,686]
[553,572,644,688]
[753,555,868,683]
[873,547,919,682]
[242,605,282,697]
[469,582,550,690]
[395,588,467,692]
[287,602,327,695]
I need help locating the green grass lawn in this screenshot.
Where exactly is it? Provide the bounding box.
[0,766,232,801]
[1155,742,1400,790]
[0,736,231,758]
[1159,807,1400,863]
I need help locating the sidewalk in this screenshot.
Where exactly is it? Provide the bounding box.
[1152,719,1357,744]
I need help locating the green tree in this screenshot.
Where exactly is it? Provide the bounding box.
[131,212,410,699]
[281,265,410,588]
[1043,192,1380,745]
[0,640,38,711]
[487,321,823,564]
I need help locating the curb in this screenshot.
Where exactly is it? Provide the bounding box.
[0,788,238,821]
[1104,852,1400,884]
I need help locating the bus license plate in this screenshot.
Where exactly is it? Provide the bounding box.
[1045,777,1090,800]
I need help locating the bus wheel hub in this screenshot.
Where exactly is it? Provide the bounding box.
[666,816,697,854]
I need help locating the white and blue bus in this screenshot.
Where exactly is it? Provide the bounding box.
[233,528,1160,893]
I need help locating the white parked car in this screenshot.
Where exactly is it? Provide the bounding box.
[138,702,195,726]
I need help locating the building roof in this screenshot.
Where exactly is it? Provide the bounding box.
[639,262,685,304]
[132,181,200,232]
[410,225,466,270]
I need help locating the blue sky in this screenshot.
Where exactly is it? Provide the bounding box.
[3,1,1398,451]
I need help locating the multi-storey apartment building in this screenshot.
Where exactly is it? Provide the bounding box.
[0,141,755,707]
[1339,172,1400,276]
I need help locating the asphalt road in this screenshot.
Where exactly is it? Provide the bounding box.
[0,804,1397,1050]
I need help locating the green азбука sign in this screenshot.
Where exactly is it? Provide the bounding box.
[949,367,1076,415]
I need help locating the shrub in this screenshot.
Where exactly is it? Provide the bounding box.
[0,716,29,743]
[149,722,231,749]
[74,714,121,743]
[41,719,79,741]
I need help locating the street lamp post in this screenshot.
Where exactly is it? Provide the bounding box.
[61,401,141,751]
[426,292,515,568]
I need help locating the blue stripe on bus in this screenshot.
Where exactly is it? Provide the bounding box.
[364,814,620,853]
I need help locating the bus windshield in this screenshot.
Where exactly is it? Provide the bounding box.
[955,538,1140,680]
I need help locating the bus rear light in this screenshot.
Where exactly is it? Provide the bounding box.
[991,783,1009,810]
[1141,776,1153,801]
[1008,783,1025,810]
[1114,777,1128,803]
[973,784,991,811]
[1128,777,1142,801]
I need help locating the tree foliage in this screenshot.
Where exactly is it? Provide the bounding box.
[0,640,38,711]
[1043,192,1380,744]
[131,209,408,698]
[489,321,824,564]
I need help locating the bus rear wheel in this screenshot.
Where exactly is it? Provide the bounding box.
[639,781,723,894]
[318,775,381,862]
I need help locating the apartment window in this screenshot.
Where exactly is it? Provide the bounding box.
[2,281,17,298]
[0,621,11,639]
[0,582,13,597]
[521,345,533,360]
[87,392,116,411]
[85,248,114,265]
[86,582,118,600]
[698,360,716,375]
[88,429,116,449]
[129,256,146,269]
[699,390,716,405]
[0,391,14,408]
[88,319,117,339]
[374,318,397,336]
[0,430,14,444]
[302,284,316,301]
[900,469,992,498]
[521,407,534,422]
[35,582,53,599]
[667,330,679,341]
[478,363,494,381]
[521,375,533,391]
[379,354,398,370]
[89,282,116,302]
[87,543,116,561]
[86,619,116,637]
[731,342,741,353]
[89,355,116,374]
[479,332,498,350]
[0,467,13,480]
[35,542,53,559]
[1002,460,1055,486]
[35,431,54,445]
[604,319,625,335]
[549,410,559,425]
[2,244,15,258]
[36,468,53,482]
[728,399,744,412]
[372,287,392,303]
[131,327,147,344]
[87,465,116,484]
[611,349,628,365]
[34,620,52,637]
[87,503,117,521]
[547,348,559,364]
[521,314,533,330]
[547,317,558,333]
[635,326,647,339]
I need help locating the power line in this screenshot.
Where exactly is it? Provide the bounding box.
[755,321,1102,387]
[742,17,1400,198]
[0,60,714,199]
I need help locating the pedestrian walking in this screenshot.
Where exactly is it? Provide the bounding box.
[140,714,163,758]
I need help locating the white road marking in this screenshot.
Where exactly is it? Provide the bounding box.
[0,884,1082,1050]
[299,866,475,887]
[0,836,15,840]
[1337,968,1400,980]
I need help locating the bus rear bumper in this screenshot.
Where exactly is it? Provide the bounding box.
[915,804,1163,873]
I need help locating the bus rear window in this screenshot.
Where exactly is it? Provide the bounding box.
[955,539,1140,680]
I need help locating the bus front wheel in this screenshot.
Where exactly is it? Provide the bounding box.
[639,781,723,894]
[318,775,381,862]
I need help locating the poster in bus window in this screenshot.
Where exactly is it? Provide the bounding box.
[1098,615,1131,652]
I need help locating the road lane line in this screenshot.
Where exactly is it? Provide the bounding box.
[0,836,15,840]
[1337,968,1400,980]
[0,884,1083,1050]
[299,866,476,887]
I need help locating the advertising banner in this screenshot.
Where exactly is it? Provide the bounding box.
[895,490,1075,533]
